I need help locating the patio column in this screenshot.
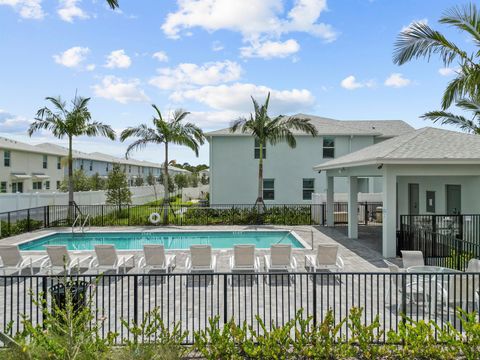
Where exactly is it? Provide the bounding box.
[326,176,334,226]
[347,176,358,239]
[382,168,397,257]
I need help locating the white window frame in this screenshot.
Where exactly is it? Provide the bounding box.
[323,137,335,159]
[263,178,275,200]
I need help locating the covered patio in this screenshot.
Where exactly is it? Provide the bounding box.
[314,127,480,258]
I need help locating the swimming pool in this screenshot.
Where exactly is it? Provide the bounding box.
[18,231,305,251]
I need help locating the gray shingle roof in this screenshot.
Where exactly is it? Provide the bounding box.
[314,127,480,170]
[205,114,413,138]
[0,137,63,156]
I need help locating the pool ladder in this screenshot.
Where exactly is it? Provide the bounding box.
[72,214,91,234]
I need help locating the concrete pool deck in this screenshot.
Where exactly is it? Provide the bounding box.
[0,225,391,273]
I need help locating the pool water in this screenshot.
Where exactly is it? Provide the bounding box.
[19,231,304,251]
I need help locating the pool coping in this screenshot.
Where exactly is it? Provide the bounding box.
[14,228,310,251]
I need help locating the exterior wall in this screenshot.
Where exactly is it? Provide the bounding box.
[210,135,380,204]
[397,175,480,216]
[0,149,64,193]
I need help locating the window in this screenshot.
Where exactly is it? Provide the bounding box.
[56,181,61,189]
[129,165,131,173]
[254,139,266,159]
[4,150,11,167]
[302,178,315,200]
[42,155,48,169]
[57,157,61,170]
[263,179,275,200]
[89,161,93,171]
[106,163,109,172]
[45,181,50,190]
[80,160,84,171]
[323,138,335,159]
[33,181,42,190]
[12,182,23,193]
[0,182,6,193]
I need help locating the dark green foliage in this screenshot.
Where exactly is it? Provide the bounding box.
[0,219,44,239]
[90,173,106,191]
[60,169,91,192]
[105,164,132,209]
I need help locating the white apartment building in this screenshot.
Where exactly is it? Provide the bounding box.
[0,136,190,193]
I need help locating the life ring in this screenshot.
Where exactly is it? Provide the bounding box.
[149,212,161,225]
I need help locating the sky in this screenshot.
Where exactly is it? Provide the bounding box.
[0,0,473,165]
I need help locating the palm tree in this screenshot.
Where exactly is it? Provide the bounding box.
[230,93,318,207]
[422,97,480,134]
[393,3,480,110]
[29,96,116,207]
[120,105,205,224]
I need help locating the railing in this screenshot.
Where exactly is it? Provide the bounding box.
[1,272,479,345]
[320,202,383,225]
[399,215,480,271]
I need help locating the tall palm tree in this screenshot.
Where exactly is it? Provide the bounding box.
[393,3,480,110]
[29,96,116,207]
[230,93,318,207]
[120,105,205,224]
[422,97,480,134]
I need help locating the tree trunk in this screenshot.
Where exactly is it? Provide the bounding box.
[163,142,169,225]
[256,141,265,213]
[68,135,74,205]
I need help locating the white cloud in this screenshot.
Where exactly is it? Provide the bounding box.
[187,110,241,130]
[53,46,90,68]
[0,0,44,19]
[152,51,168,62]
[86,64,96,71]
[162,0,337,42]
[212,41,224,51]
[92,76,149,104]
[401,18,428,32]
[438,67,457,77]
[58,0,89,22]
[384,73,411,88]
[0,110,31,132]
[240,39,300,59]
[105,49,132,69]
[149,60,242,90]
[340,75,375,90]
[170,82,315,113]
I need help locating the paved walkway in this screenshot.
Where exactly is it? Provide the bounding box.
[2,225,392,273]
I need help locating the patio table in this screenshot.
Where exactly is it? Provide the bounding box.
[406,265,461,273]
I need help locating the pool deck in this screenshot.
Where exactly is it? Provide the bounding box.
[1,225,392,273]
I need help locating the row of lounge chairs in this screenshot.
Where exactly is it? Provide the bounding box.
[0,243,345,275]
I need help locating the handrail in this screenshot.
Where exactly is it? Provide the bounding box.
[81,214,91,233]
[72,214,82,233]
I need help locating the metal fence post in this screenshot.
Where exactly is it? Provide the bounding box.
[101,205,104,227]
[312,273,317,327]
[42,276,48,329]
[127,205,131,226]
[364,202,368,225]
[223,275,228,324]
[133,275,138,325]
[27,209,31,232]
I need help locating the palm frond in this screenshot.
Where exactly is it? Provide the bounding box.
[421,110,479,133]
[440,4,480,46]
[84,122,116,140]
[125,138,158,158]
[393,22,471,66]
[106,0,119,9]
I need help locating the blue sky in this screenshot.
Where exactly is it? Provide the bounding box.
[0,0,471,165]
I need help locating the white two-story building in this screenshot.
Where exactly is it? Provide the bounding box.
[0,137,190,193]
[206,114,413,204]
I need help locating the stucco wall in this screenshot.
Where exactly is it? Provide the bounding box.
[397,175,480,215]
[210,135,381,204]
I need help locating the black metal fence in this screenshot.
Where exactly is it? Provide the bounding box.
[398,215,480,271]
[1,272,479,345]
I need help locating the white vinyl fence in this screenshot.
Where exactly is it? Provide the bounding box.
[0,185,209,213]
[311,192,383,225]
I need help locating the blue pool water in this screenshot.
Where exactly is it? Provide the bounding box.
[19,231,304,251]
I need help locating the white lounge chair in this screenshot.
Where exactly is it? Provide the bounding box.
[0,245,47,275]
[185,245,216,272]
[466,258,480,272]
[137,245,176,273]
[41,246,92,275]
[401,250,425,269]
[305,244,344,272]
[229,245,260,272]
[89,245,134,274]
[264,244,297,272]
